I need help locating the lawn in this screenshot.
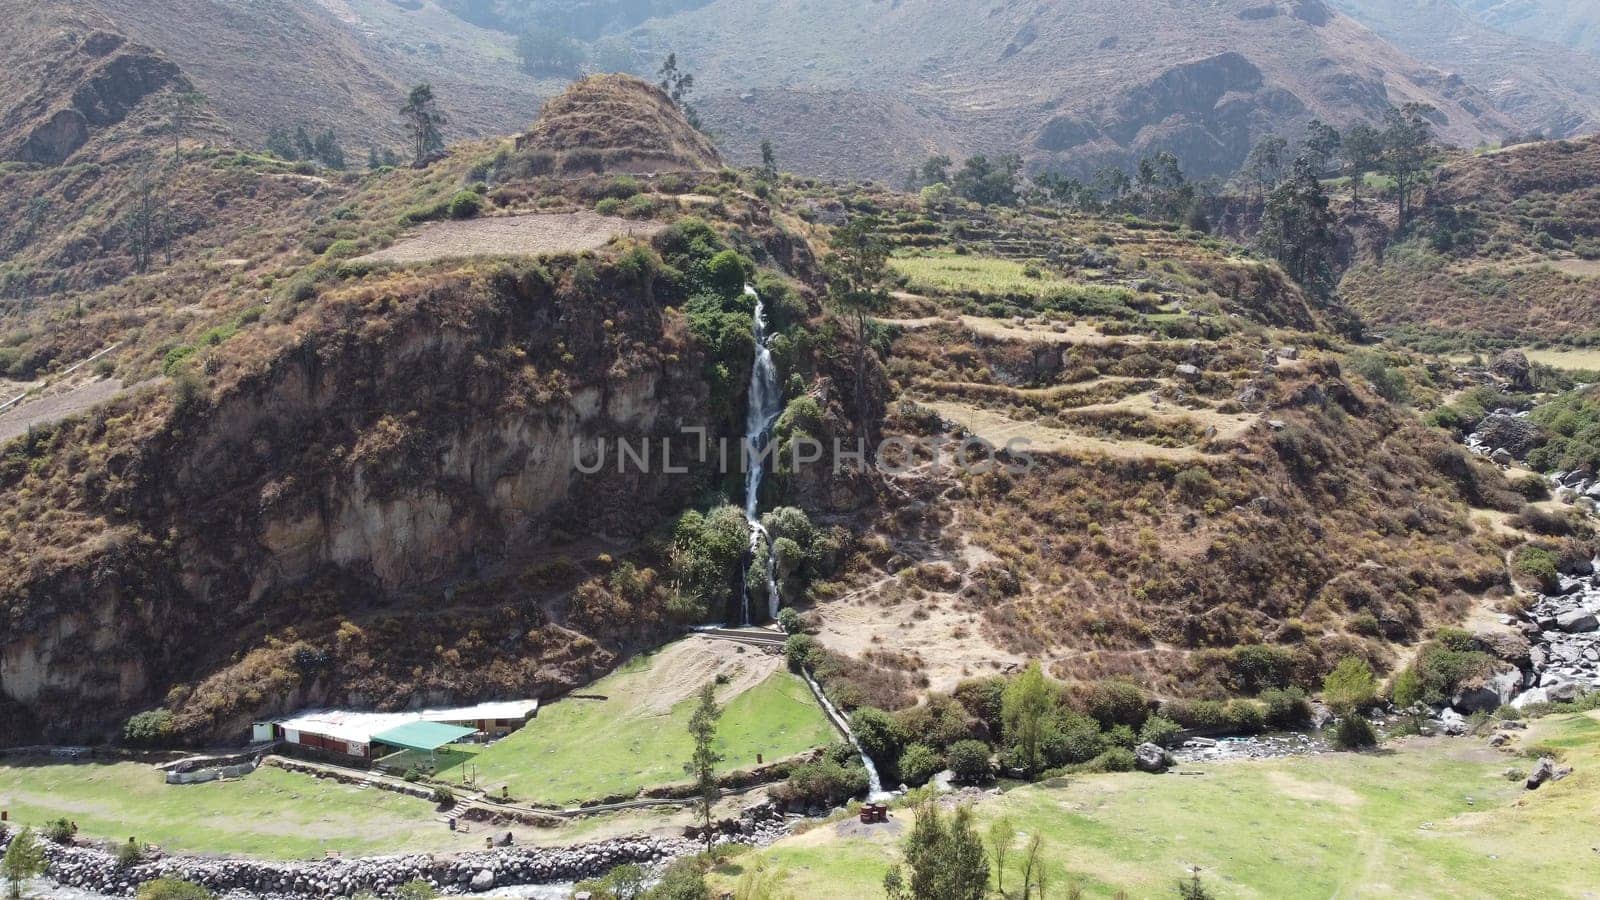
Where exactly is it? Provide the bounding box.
[462,655,837,806]
[722,712,1600,899]
[0,761,478,860]
[1516,346,1600,374]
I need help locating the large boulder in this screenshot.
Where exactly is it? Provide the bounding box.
[1555,610,1599,633]
[1491,350,1534,392]
[1525,756,1572,790]
[1473,412,1541,459]
[1134,742,1170,773]
[1451,667,1523,714]
[470,869,496,892]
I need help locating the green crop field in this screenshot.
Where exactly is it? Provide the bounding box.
[890,253,1071,298]
[717,712,1600,899]
[463,660,838,806]
[0,762,481,860]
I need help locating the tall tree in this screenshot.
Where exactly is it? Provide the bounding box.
[683,681,724,853]
[1242,135,1290,196]
[919,154,953,186]
[166,90,207,158]
[1256,157,1340,294]
[760,140,778,180]
[1382,102,1436,228]
[400,84,447,168]
[3,827,46,900]
[658,53,700,129]
[1342,122,1383,206]
[953,154,1022,206]
[884,803,990,900]
[986,818,1016,896]
[1301,119,1342,176]
[823,216,891,438]
[1002,661,1058,775]
[123,180,170,274]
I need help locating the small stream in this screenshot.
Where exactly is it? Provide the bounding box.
[797,667,890,799]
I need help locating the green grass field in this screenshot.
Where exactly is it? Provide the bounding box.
[720,712,1600,899]
[890,253,1070,298]
[454,656,836,806]
[0,762,481,859]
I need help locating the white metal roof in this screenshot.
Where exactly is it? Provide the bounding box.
[271,699,539,745]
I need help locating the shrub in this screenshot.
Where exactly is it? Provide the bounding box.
[448,190,483,219]
[1227,644,1298,693]
[595,197,624,216]
[1512,545,1560,593]
[430,785,455,807]
[897,743,944,787]
[123,709,175,747]
[1138,715,1183,749]
[1085,747,1136,772]
[777,607,804,634]
[116,839,143,867]
[1224,700,1265,734]
[851,707,908,766]
[1260,686,1312,728]
[1334,714,1378,750]
[778,757,868,807]
[1085,680,1149,729]
[946,739,994,784]
[1044,713,1109,765]
[137,879,215,900]
[323,239,361,259]
[1162,699,1229,731]
[393,881,438,900]
[1322,656,1378,715]
[46,817,74,843]
[784,633,819,670]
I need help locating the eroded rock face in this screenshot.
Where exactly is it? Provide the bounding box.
[1033,52,1307,179]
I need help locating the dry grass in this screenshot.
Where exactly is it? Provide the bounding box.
[355,212,666,264]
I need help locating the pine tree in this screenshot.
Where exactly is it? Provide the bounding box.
[684,681,724,853]
[1257,157,1339,295]
[760,140,778,180]
[3,827,47,900]
[658,53,700,129]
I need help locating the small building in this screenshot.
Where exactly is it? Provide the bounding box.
[257,699,539,764]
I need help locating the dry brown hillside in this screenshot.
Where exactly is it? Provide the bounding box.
[629,0,1518,180]
[515,75,722,174]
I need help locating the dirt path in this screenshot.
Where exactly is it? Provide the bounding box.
[357,212,665,264]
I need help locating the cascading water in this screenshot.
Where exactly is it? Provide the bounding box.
[741,285,785,624]
[799,666,889,799]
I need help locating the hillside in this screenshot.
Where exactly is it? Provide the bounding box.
[1456,0,1600,57]
[1340,135,1600,348]
[1331,0,1600,137]
[625,0,1520,180]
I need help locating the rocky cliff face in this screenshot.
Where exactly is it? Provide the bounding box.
[0,262,723,743]
[1,20,186,165]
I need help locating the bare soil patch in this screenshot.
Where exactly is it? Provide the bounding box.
[356,212,665,264]
[0,378,128,444]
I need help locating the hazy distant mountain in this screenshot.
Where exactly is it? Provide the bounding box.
[1456,0,1600,57]
[1331,0,1600,137]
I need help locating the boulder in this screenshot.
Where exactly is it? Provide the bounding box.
[1491,350,1534,391]
[1134,742,1170,773]
[1175,364,1202,382]
[1436,708,1468,736]
[1524,757,1572,790]
[1510,687,1550,710]
[1555,610,1599,633]
[1451,667,1522,714]
[1490,448,1514,466]
[1473,412,1541,459]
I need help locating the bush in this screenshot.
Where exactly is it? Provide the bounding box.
[1322,656,1378,715]
[777,607,804,634]
[1085,680,1149,729]
[1225,700,1266,734]
[897,743,944,787]
[1513,545,1561,592]
[1085,747,1136,772]
[123,710,175,747]
[1227,645,1298,693]
[784,633,819,670]
[430,785,455,807]
[448,190,483,219]
[137,879,215,900]
[1138,715,1183,749]
[46,817,74,844]
[1260,686,1312,728]
[778,757,868,807]
[850,707,907,766]
[946,739,994,784]
[595,197,624,216]
[393,881,438,900]
[1334,714,1378,750]
[116,839,143,867]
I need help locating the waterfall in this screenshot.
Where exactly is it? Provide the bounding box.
[741,284,785,624]
[798,666,889,799]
